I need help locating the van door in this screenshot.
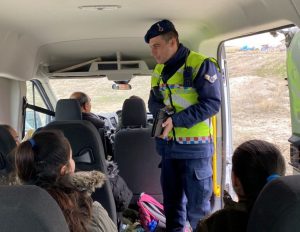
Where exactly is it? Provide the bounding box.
[218,43,235,203]
[286,30,300,174]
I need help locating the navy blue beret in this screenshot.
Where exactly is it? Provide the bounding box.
[144,19,178,43]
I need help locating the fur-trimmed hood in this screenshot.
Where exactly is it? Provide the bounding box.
[1,170,107,196]
[66,170,106,195]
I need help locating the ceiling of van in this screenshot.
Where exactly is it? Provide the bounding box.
[0,0,298,78]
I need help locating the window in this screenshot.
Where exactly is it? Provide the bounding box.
[224,28,292,174]
[49,76,151,113]
[24,80,54,134]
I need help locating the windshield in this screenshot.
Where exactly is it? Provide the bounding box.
[49,76,151,113]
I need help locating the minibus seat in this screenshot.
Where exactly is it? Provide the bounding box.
[55,98,107,158]
[44,121,117,225]
[247,175,300,232]
[55,99,82,121]
[121,97,147,128]
[0,126,16,172]
[114,97,162,203]
[0,185,69,232]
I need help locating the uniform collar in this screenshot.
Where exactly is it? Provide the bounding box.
[164,43,189,67]
[161,44,189,82]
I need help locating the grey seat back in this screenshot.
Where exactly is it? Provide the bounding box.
[0,185,69,232]
[247,175,300,232]
[114,98,162,203]
[45,120,117,224]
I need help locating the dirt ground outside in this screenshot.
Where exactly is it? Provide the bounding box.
[227,50,292,175]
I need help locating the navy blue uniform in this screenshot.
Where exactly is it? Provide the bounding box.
[148,44,221,231]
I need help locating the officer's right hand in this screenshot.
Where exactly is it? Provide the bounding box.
[159,117,173,140]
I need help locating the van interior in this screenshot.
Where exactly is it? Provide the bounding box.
[0,0,300,230]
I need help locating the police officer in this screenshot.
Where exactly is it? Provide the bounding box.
[145,19,221,231]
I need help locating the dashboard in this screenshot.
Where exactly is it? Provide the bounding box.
[96,111,153,132]
[97,112,119,131]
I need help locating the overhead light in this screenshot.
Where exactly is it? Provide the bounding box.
[78,5,121,11]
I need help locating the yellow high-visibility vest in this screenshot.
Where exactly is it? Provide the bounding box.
[151,51,217,144]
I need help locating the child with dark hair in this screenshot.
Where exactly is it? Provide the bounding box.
[0,124,19,185]
[196,139,286,232]
[15,129,117,232]
[0,124,19,145]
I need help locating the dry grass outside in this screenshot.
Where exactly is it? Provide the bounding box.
[226,48,292,174]
[226,50,287,79]
[228,54,292,174]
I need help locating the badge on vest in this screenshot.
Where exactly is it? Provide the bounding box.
[204,74,217,83]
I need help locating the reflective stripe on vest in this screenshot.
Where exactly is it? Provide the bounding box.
[177,136,212,144]
[151,51,216,144]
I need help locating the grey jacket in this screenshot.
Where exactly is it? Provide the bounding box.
[88,201,118,232]
[68,171,118,232]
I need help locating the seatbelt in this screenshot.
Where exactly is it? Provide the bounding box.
[23,97,55,116]
[22,97,55,137]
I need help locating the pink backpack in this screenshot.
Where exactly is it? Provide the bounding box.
[137,193,166,231]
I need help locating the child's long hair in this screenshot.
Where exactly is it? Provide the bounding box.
[232,139,286,209]
[15,129,92,232]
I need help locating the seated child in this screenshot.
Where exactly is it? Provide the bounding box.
[196,139,286,232]
[15,129,117,232]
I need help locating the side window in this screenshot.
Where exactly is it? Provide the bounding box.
[24,81,53,134]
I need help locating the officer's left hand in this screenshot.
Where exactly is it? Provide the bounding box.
[160,117,173,139]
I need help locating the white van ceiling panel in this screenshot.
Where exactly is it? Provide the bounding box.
[0,0,300,78]
[38,37,152,72]
[0,29,39,80]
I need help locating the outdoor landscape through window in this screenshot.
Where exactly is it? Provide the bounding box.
[225,30,292,174]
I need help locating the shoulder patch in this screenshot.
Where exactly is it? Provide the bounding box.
[204,74,217,83]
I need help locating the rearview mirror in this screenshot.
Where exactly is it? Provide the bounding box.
[112,83,132,90]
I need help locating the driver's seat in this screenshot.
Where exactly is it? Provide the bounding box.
[54,98,107,157]
[55,99,82,121]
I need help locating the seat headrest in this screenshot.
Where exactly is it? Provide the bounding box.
[122,98,147,128]
[55,99,82,121]
[0,185,69,232]
[0,126,16,170]
[247,175,300,232]
[45,120,102,166]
